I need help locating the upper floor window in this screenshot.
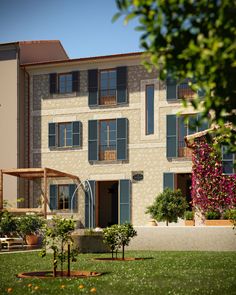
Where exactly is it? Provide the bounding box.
[48,121,82,149]
[99,120,117,160]
[166,114,209,158]
[88,67,127,107]
[100,70,117,105]
[146,85,154,135]
[49,71,80,95]
[59,73,72,94]
[166,78,203,101]
[88,118,128,162]
[58,122,72,147]
[222,146,235,174]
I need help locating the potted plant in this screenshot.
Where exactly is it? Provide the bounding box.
[184,211,194,226]
[0,210,18,237]
[17,214,44,245]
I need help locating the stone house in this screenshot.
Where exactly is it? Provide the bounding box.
[0,41,213,227]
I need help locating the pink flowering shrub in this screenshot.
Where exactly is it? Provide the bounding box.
[191,137,236,214]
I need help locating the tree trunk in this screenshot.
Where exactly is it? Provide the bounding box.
[53,251,57,277]
[112,249,114,259]
[122,244,125,260]
[166,220,169,226]
[61,242,64,276]
[67,244,70,277]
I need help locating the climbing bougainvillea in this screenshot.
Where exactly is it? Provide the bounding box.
[191,137,236,214]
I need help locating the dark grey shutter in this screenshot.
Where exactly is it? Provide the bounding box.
[166,78,177,100]
[117,66,127,104]
[85,180,96,228]
[163,173,174,190]
[72,121,82,147]
[69,184,77,211]
[88,69,98,106]
[49,185,58,210]
[49,73,57,94]
[166,115,177,157]
[48,123,57,148]
[88,120,98,161]
[117,118,128,161]
[72,71,80,92]
[119,179,131,224]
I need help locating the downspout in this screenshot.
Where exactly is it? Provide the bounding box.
[23,66,30,208]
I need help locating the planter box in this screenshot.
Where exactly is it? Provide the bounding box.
[204,220,233,226]
[185,220,195,226]
[72,234,110,253]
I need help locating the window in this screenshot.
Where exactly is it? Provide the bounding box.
[222,146,235,174]
[59,73,72,94]
[99,120,117,160]
[49,71,79,95]
[49,184,77,211]
[88,118,128,162]
[146,85,154,135]
[58,185,70,209]
[88,67,127,106]
[166,114,209,158]
[100,70,117,105]
[58,123,72,147]
[167,78,198,101]
[48,121,82,149]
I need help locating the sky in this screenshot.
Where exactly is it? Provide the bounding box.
[0,0,142,58]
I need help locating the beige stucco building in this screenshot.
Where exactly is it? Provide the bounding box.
[0,41,208,227]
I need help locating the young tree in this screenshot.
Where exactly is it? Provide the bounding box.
[114,0,236,151]
[146,188,187,226]
[118,223,137,260]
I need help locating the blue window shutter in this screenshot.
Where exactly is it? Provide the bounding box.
[117,66,127,104]
[49,185,58,210]
[88,69,98,106]
[166,115,177,157]
[49,73,57,94]
[85,180,96,228]
[48,123,57,148]
[117,118,128,161]
[72,71,80,92]
[163,173,174,190]
[72,121,82,147]
[88,120,98,161]
[69,184,77,211]
[119,179,131,224]
[166,78,177,100]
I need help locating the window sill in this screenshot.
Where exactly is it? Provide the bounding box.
[49,146,82,151]
[89,159,128,165]
[89,102,128,109]
[44,92,78,99]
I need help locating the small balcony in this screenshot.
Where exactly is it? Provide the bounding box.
[99,145,117,161]
[178,140,192,158]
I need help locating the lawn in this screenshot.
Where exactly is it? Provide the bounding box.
[0,251,236,295]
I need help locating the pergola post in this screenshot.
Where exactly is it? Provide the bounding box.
[44,168,47,218]
[0,170,3,210]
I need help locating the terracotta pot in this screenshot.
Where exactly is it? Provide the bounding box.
[204,220,233,226]
[25,234,39,245]
[148,219,158,226]
[185,220,195,226]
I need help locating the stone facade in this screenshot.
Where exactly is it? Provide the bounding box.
[28,56,195,226]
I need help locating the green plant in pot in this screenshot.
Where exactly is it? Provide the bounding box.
[17,214,44,245]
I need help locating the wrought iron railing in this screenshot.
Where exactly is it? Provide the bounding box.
[178,140,192,158]
[178,82,195,100]
[100,89,116,105]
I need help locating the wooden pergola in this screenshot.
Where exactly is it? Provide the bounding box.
[0,168,81,218]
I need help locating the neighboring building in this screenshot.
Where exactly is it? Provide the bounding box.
[0,41,209,226]
[0,41,68,206]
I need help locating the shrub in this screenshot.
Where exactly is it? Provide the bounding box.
[205,211,221,220]
[0,211,17,237]
[103,223,137,259]
[146,188,187,226]
[184,211,194,220]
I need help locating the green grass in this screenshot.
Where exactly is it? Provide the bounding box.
[0,251,236,295]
